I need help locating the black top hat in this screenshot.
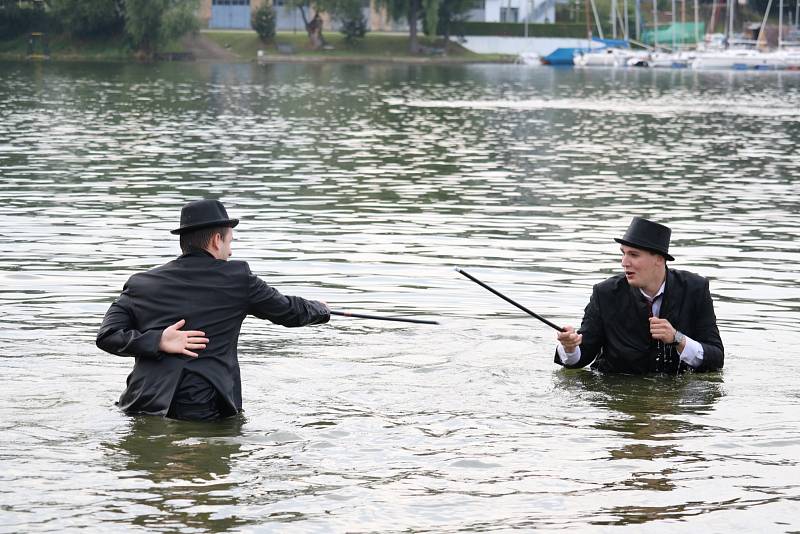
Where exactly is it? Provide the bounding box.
[170,199,239,235]
[614,216,674,261]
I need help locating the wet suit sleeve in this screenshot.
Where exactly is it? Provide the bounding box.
[554,285,605,369]
[247,270,330,327]
[689,279,724,371]
[96,280,162,359]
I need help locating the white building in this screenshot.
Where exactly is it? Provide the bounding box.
[200,0,557,31]
[479,0,557,24]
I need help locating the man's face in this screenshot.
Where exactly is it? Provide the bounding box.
[620,245,664,289]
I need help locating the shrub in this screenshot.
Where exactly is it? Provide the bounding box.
[339,14,367,45]
[337,3,367,45]
[251,3,276,43]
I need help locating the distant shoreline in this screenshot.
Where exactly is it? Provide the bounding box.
[254,54,515,65]
[0,30,515,65]
[0,54,516,65]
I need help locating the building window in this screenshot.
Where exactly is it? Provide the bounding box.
[500,7,518,22]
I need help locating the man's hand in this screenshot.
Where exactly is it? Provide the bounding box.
[557,325,582,352]
[649,317,677,344]
[159,319,208,358]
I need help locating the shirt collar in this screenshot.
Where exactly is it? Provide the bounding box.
[179,246,215,259]
[639,280,665,302]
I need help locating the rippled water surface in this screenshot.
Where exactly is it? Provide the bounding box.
[1,61,800,533]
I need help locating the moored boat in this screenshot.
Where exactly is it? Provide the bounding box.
[691,48,783,70]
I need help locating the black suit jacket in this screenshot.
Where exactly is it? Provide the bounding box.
[96,248,330,416]
[554,268,724,374]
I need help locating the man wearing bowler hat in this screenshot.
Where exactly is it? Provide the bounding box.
[96,199,330,421]
[555,217,724,374]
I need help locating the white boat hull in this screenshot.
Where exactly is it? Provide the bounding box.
[692,50,783,70]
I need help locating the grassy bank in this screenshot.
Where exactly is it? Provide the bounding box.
[0,29,511,63]
[0,33,135,61]
[0,33,191,61]
[202,30,511,63]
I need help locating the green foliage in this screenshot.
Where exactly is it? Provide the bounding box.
[422,0,439,35]
[377,0,408,22]
[50,0,124,37]
[436,0,472,38]
[0,3,48,38]
[335,0,368,44]
[123,0,198,56]
[251,2,276,42]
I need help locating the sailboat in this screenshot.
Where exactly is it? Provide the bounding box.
[692,0,787,69]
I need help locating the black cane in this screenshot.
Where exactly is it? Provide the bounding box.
[455,268,565,332]
[330,310,439,325]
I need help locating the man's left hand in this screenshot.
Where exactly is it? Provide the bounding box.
[649,317,677,343]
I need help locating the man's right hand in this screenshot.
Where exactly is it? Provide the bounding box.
[159,319,208,357]
[557,325,582,352]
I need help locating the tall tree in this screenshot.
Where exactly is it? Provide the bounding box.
[50,0,125,37]
[378,0,441,53]
[436,0,472,43]
[124,0,198,58]
[287,0,366,50]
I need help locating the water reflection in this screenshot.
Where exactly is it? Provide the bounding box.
[556,370,725,523]
[104,415,249,532]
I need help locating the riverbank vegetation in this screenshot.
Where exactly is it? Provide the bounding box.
[0,0,198,59]
[0,0,507,62]
[202,30,509,62]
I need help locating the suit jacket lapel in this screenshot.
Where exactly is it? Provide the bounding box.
[660,268,681,324]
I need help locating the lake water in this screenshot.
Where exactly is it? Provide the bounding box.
[1,60,799,533]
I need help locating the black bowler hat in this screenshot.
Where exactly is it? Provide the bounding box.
[614,216,674,261]
[170,199,239,235]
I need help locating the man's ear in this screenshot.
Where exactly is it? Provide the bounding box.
[210,232,223,251]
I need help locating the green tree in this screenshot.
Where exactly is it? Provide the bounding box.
[377,0,441,53]
[337,0,367,44]
[436,0,472,42]
[287,0,365,49]
[0,1,48,38]
[286,0,327,49]
[124,0,198,58]
[50,0,124,37]
[252,2,276,42]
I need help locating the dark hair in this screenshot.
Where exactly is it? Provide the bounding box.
[179,226,230,254]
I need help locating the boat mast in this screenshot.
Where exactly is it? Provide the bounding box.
[779,0,784,48]
[636,0,642,39]
[709,0,719,43]
[694,0,699,44]
[672,0,677,49]
[612,0,618,37]
[585,0,594,45]
[624,0,630,39]
[727,0,734,47]
[654,0,659,49]
[590,0,605,38]
[757,0,773,49]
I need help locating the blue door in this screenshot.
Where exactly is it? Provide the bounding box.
[210,0,252,29]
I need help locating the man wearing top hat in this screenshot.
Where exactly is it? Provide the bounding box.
[555,217,724,374]
[96,199,330,421]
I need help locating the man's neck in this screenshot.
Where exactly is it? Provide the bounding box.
[642,269,667,298]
